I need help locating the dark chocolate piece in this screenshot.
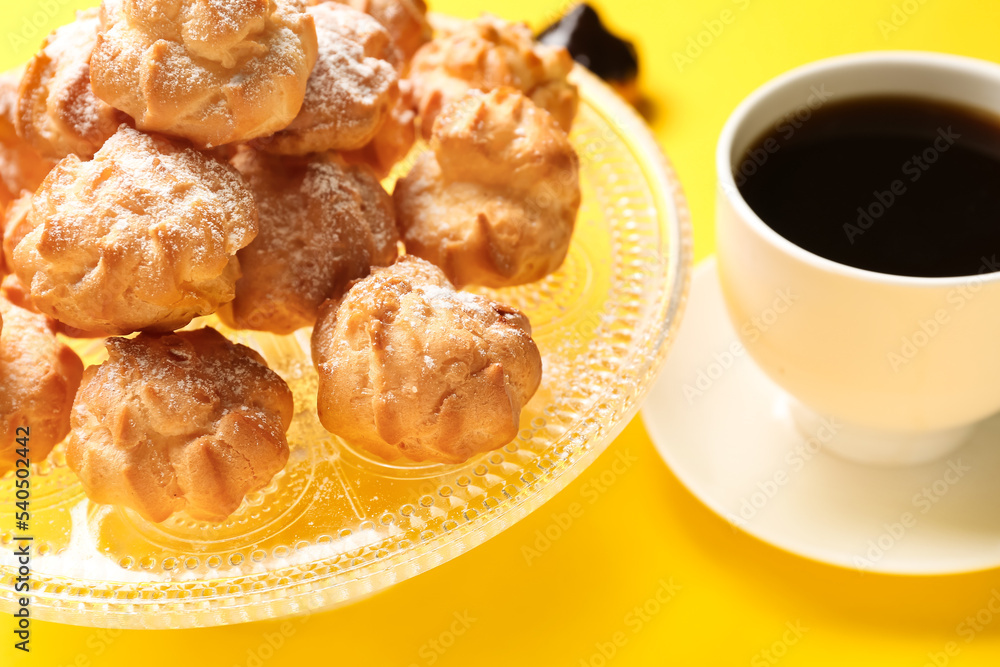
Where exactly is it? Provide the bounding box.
[538,3,638,85]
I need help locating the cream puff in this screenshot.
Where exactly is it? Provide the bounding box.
[394,88,580,287]
[341,77,417,178]
[258,3,398,154]
[408,14,578,138]
[0,274,83,475]
[90,0,319,148]
[13,125,258,335]
[17,9,128,160]
[311,255,542,464]
[67,327,294,522]
[221,148,397,333]
[0,67,55,206]
[321,0,431,63]
[1,191,32,276]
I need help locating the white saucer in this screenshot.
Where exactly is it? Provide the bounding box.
[642,258,1000,575]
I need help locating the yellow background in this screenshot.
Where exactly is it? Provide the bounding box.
[5,0,1000,664]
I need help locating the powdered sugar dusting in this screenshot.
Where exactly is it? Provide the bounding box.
[18,126,256,333]
[93,0,316,147]
[272,3,396,148]
[311,255,540,463]
[19,8,123,157]
[227,150,396,331]
[70,327,293,521]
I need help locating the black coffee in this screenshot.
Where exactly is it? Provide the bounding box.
[736,95,1000,277]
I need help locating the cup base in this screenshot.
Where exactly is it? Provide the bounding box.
[790,402,974,467]
[643,259,1000,574]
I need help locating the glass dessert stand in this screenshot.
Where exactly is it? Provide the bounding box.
[0,67,692,628]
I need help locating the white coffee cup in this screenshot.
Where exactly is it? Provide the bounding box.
[716,51,1000,466]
